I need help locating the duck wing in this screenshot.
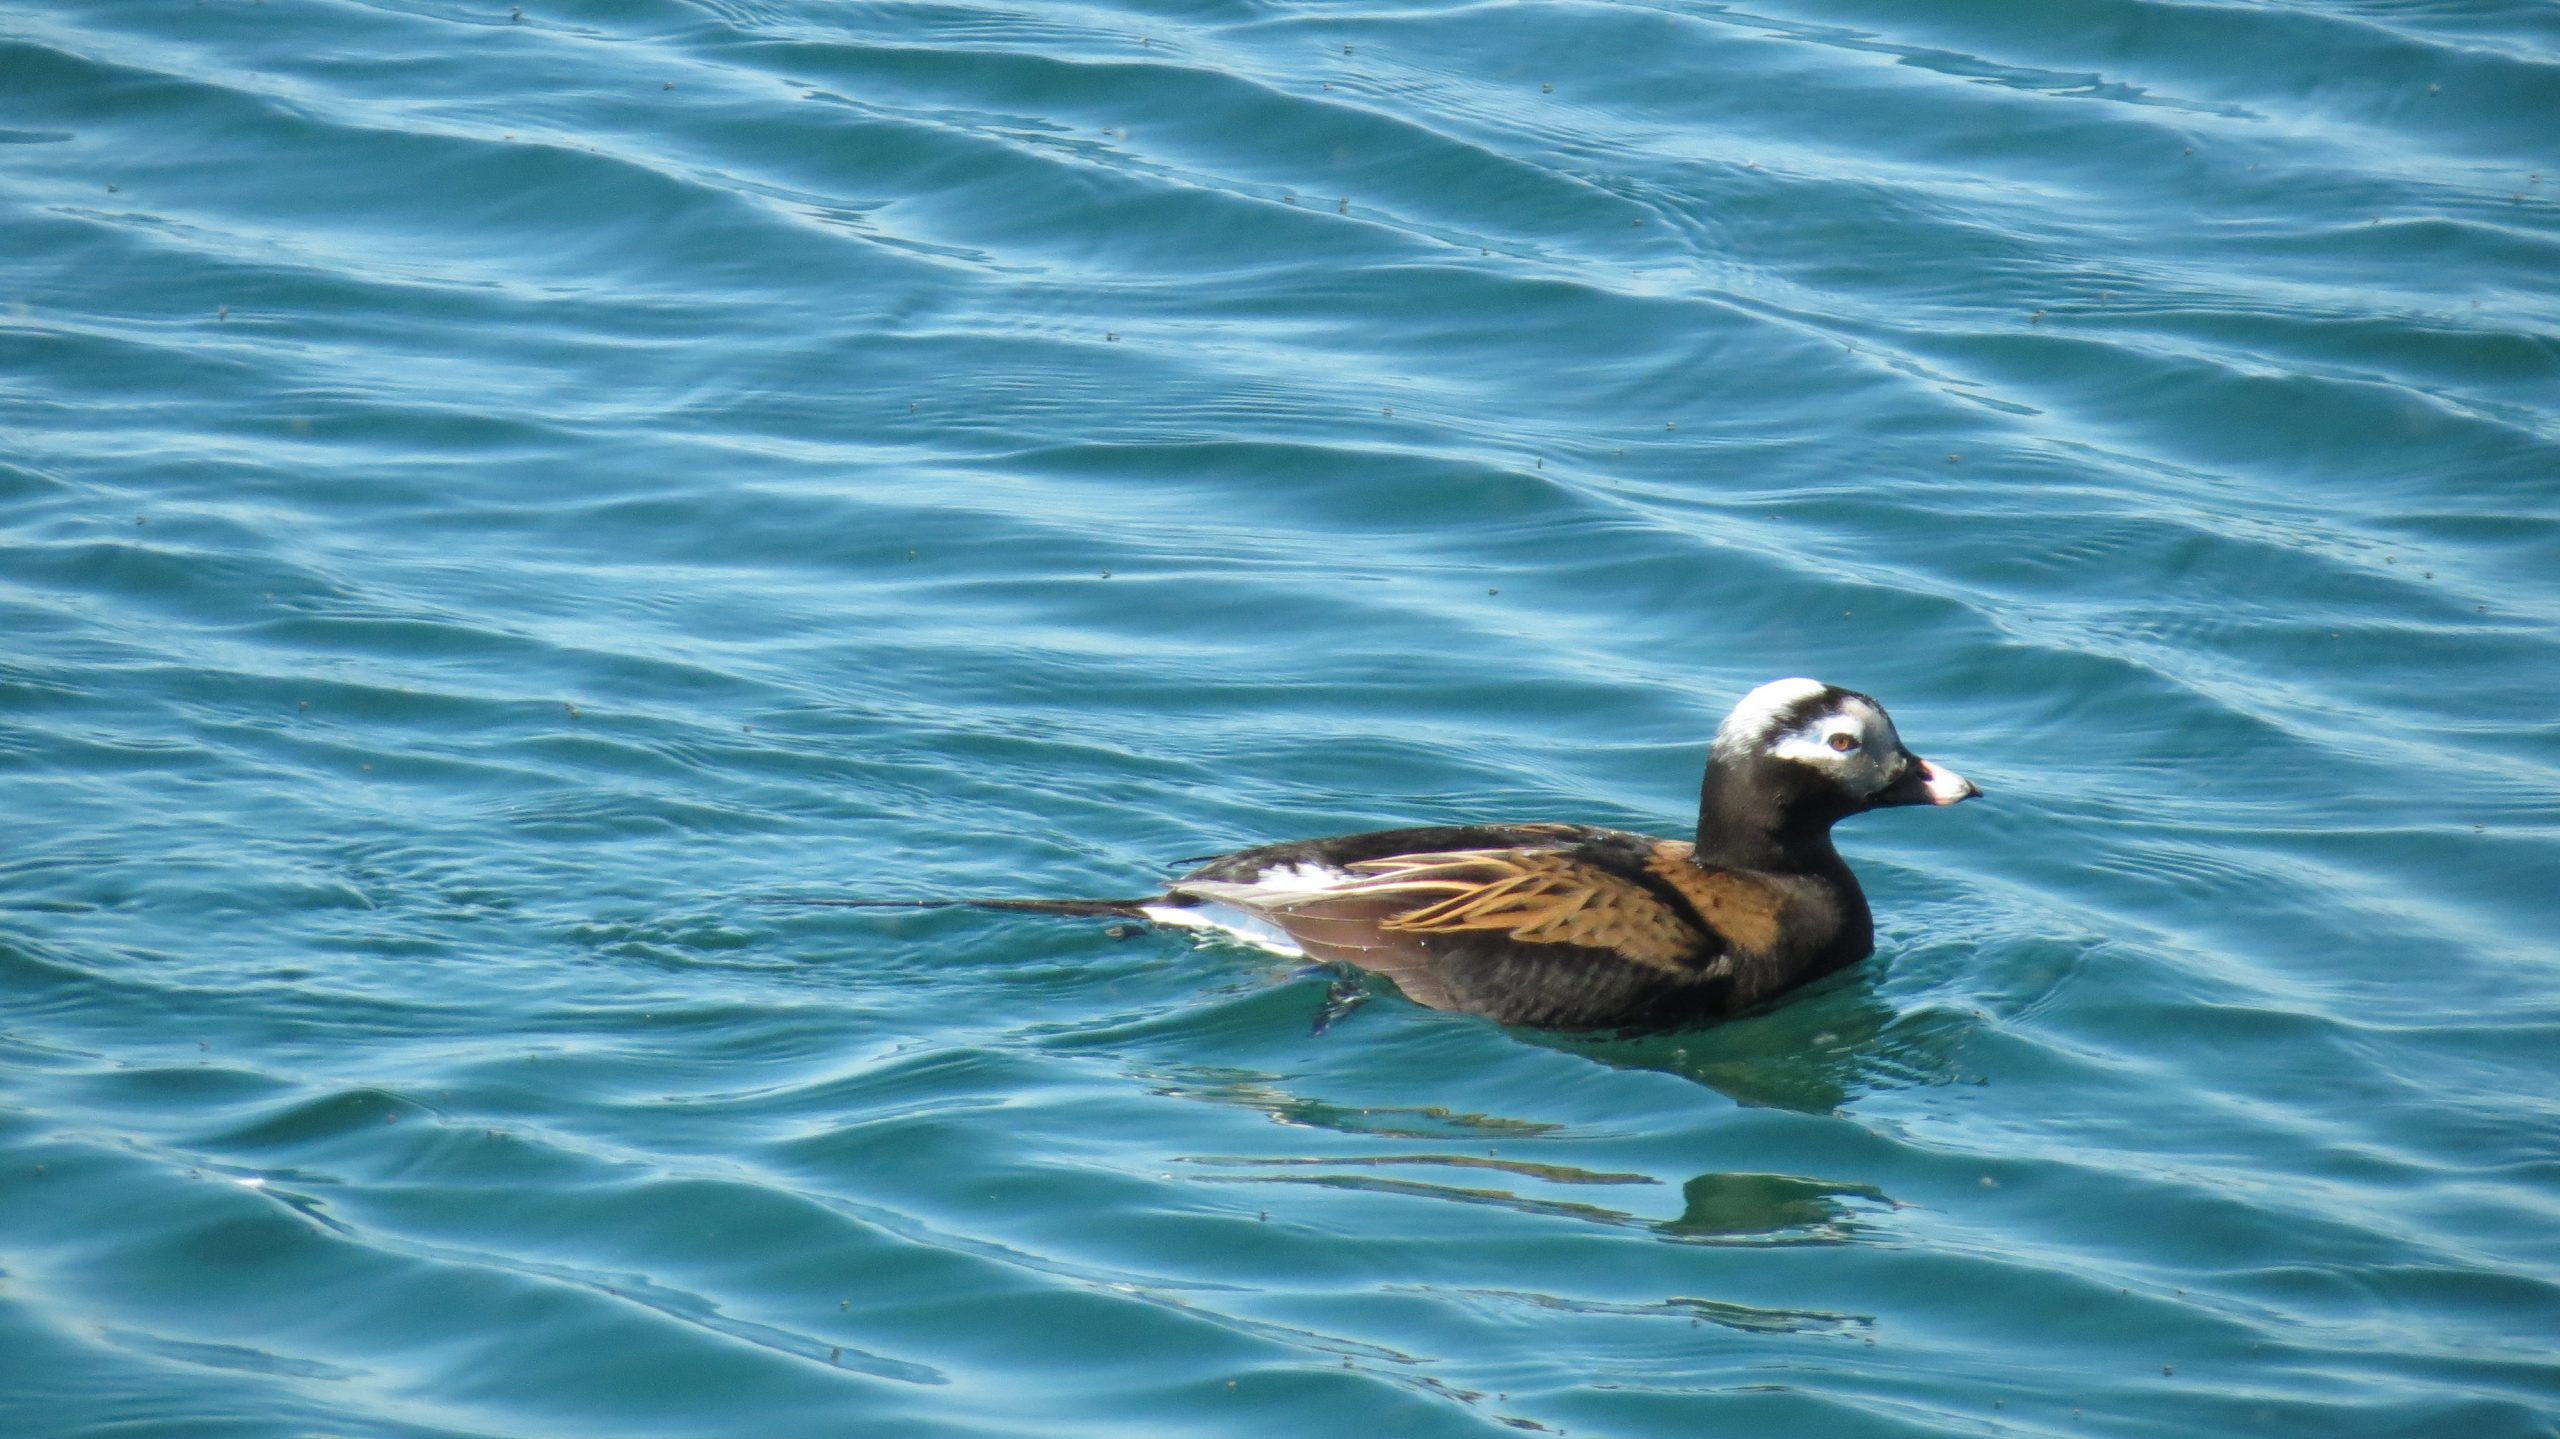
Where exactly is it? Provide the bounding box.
[1169,843,1719,1012]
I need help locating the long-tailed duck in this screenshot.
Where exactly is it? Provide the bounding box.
[798,679,1977,1031]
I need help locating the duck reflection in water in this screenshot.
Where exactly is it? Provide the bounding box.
[1147,988,1925,1237]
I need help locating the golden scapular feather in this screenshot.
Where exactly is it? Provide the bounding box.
[1344,851,1703,970]
[1643,842,1785,954]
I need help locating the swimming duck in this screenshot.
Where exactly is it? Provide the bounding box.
[804,679,1978,1031]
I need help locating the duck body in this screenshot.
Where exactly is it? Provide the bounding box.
[1150,822,1873,1031]
[796,678,1977,1033]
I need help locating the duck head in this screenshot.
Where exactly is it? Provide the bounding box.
[1695,677,1980,869]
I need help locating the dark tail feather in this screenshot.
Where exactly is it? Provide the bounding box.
[755,896,1156,920]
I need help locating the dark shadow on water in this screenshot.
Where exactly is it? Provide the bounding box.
[1117,963,1960,1288]
[1184,1162,1888,1250]
[1658,1170,1889,1246]
[1147,1060,1899,1251]
[1511,967,1972,1115]
[1387,1284,1872,1337]
[1139,1063,1565,1140]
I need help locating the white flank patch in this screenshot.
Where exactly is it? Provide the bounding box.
[1254,861,1357,892]
[1165,861,1358,905]
[1142,862,1358,959]
[1141,902,1306,958]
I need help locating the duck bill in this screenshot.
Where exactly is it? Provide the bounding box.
[1879,755,1981,808]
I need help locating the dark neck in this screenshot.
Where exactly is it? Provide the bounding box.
[1692,755,1853,876]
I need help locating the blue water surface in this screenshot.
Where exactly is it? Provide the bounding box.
[3,0,2557,1435]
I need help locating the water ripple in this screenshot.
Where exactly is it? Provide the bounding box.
[4,0,2556,1435]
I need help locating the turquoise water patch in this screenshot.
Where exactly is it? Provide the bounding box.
[3,1,2556,1435]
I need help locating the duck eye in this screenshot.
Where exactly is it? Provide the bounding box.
[1827,733,1859,753]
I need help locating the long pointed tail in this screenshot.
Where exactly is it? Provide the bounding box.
[756,896,1156,920]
